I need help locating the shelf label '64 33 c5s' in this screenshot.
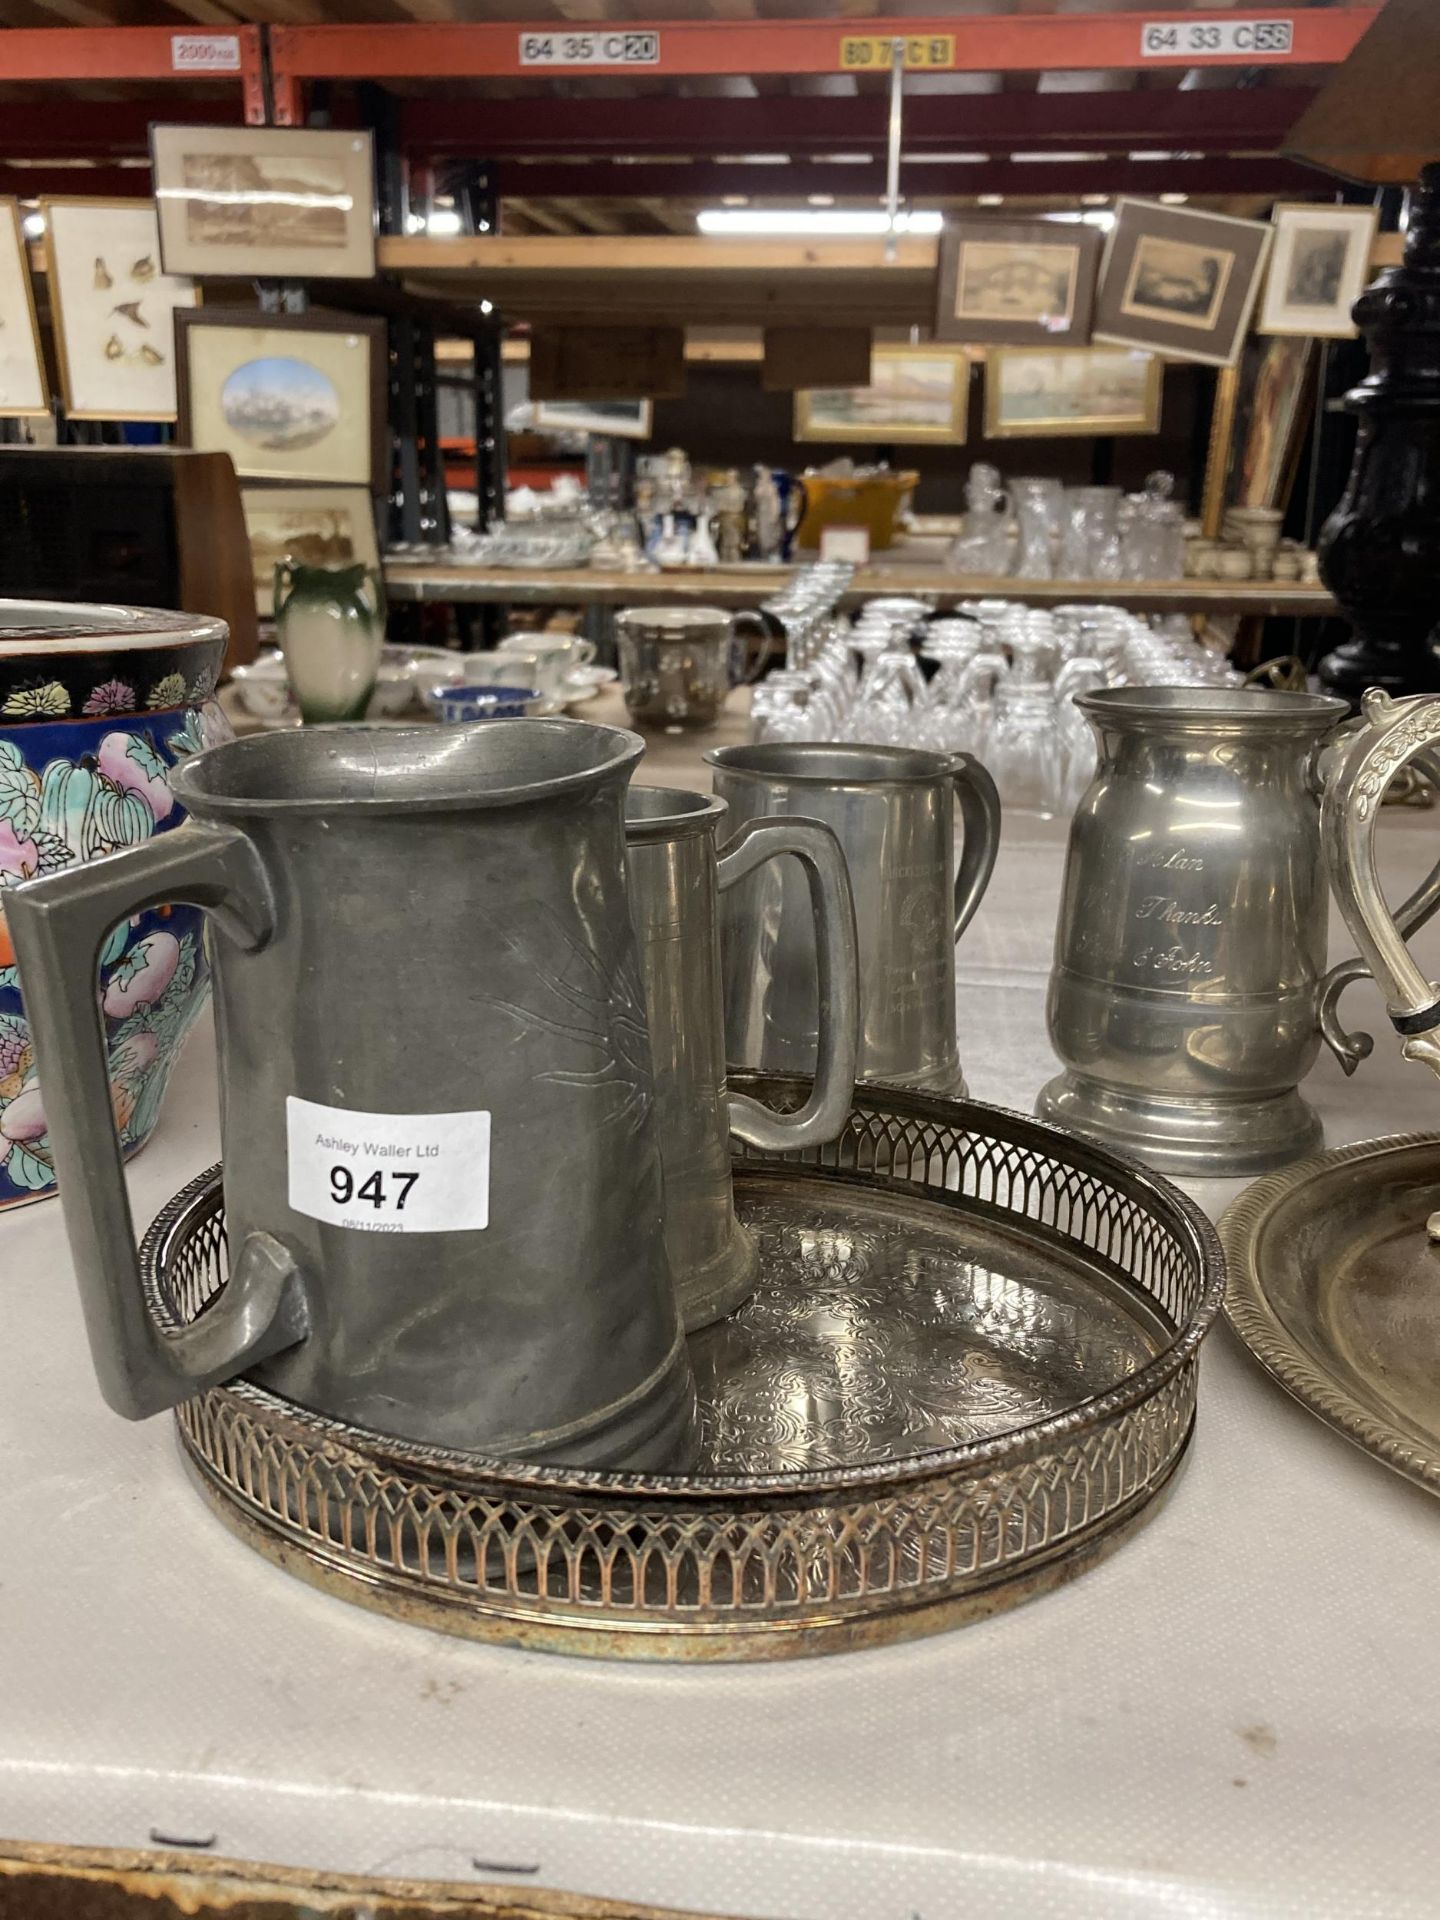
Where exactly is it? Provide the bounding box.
[1140,18,1294,58]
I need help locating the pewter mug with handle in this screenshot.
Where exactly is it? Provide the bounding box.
[707,743,1002,1095]
[1321,689,1440,1087]
[1037,686,1440,1178]
[5,720,697,1469]
[626,786,859,1331]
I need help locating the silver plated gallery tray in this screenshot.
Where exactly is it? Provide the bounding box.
[1222,1130,1440,1497]
[144,1078,1223,1660]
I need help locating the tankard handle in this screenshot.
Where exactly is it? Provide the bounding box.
[1318,690,1440,1080]
[949,752,1003,943]
[715,816,859,1152]
[4,825,310,1421]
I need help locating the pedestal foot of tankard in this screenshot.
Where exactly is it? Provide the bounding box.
[1035,1071,1324,1180]
[680,1220,761,1333]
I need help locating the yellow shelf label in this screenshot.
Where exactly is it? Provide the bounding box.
[838,34,956,70]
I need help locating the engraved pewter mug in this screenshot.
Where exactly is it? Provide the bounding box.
[6,721,698,1469]
[625,787,859,1331]
[1321,690,1440,1093]
[707,743,1002,1094]
[1037,686,1440,1178]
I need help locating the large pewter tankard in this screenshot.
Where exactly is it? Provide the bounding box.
[707,743,1001,1095]
[1038,686,1440,1178]
[5,721,698,1470]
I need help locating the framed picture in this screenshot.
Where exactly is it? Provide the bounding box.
[1230,336,1317,512]
[42,198,198,420]
[1258,203,1379,339]
[0,200,47,418]
[150,125,377,282]
[531,399,653,441]
[1093,200,1273,368]
[794,346,969,445]
[934,218,1102,346]
[175,308,388,489]
[241,484,381,617]
[985,346,1162,438]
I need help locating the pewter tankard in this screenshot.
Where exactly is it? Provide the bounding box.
[6,721,697,1469]
[1037,686,1440,1178]
[707,743,1002,1094]
[626,787,858,1330]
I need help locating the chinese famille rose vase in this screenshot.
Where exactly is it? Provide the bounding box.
[0,600,230,1210]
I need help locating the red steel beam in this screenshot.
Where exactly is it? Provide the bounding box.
[0,26,264,121]
[0,100,246,160]
[270,10,1376,106]
[399,87,1322,160]
[497,154,1327,200]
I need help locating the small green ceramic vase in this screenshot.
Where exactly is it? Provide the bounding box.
[274,561,385,724]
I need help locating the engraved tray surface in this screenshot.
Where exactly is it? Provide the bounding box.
[145,1079,1223,1660]
[1222,1131,1440,1497]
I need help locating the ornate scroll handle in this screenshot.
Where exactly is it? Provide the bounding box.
[1318,689,1440,1083]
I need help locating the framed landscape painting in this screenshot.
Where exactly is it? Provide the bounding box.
[985,346,1162,438]
[241,484,381,616]
[42,198,198,420]
[1093,200,1273,368]
[175,308,388,489]
[795,346,969,445]
[531,399,653,441]
[935,218,1101,346]
[1258,203,1379,339]
[151,124,376,282]
[0,200,47,418]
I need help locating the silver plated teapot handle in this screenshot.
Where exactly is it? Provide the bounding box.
[1319,690,1440,1082]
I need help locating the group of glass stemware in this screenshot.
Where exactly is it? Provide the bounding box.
[946,464,1187,584]
[751,595,1240,817]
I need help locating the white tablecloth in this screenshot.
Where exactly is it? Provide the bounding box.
[5,793,1440,1920]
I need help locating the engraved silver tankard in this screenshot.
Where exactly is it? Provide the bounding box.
[1038,685,1440,1178]
[626,787,858,1330]
[707,743,1001,1095]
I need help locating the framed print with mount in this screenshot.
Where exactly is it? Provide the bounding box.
[0,200,47,418]
[934,218,1102,346]
[240,484,381,618]
[42,198,198,421]
[150,125,377,282]
[1093,200,1273,368]
[795,345,969,445]
[175,308,388,490]
[985,345,1162,438]
[1258,203,1380,339]
[531,398,653,441]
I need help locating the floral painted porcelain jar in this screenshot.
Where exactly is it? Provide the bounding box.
[0,600,230,1210]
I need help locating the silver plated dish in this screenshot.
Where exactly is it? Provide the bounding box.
[145,1079,1223,1661]
[1222,1130,1440,1496]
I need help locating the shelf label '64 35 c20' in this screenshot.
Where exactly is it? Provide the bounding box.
[518,30,661,66]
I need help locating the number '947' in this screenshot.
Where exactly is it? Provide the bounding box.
[330,1166,420,1210]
